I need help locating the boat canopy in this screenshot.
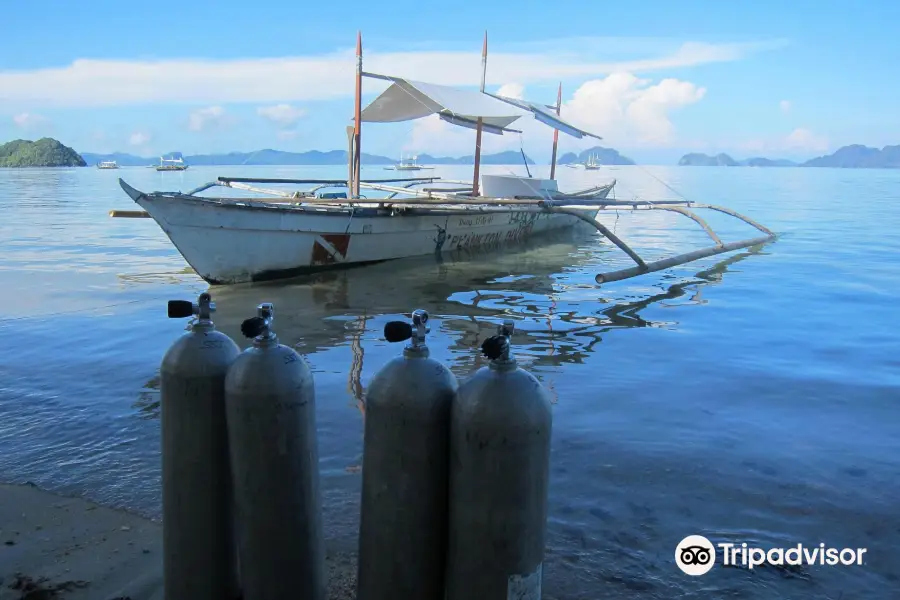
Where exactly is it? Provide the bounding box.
[485,93,602,140]
[360,72,601,139]
[360,73,528,134]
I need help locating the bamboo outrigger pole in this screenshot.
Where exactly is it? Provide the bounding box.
[352,31,363,199]
[471,31,488,197]
[549,82,562,180]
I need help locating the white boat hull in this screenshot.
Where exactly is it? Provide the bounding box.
[122,183,611,285]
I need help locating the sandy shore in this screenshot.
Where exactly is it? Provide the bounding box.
[0,483,357,600]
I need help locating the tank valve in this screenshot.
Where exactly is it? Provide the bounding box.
[481,319,515,362]
[168,292,215,322]
[383,309,430,349]
[241,302,275,340]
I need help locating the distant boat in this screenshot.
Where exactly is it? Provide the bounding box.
[97,160,119,169]
[156,156,188,171]
[384,153,433,171]
[584,153,601,170]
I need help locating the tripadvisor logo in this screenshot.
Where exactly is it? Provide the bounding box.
[675,535,868,575]
[676,535,716,576]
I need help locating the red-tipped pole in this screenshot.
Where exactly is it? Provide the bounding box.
[353,31,363,198]
[472,31,488,197]
[549,82,562,180]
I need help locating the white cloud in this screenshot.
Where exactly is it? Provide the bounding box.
[257,104,306,128]
[534,74,705,151]
[784,127,828,151]
[0,38,783,107]
[405,114,472,155]
[403,73,705,155]
[496,83,525,100]
[129,131,151,146]
[12,112,48,129]
[780,100,791,114]
[562,73,705,147]
[736,127,829,155]
[188,105,228,132]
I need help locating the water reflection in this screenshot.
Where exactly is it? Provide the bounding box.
[348,313,367,413]
[134,375,160,419]
[118,267,198,287]
[597,246,765,327]
[134,229,763,415]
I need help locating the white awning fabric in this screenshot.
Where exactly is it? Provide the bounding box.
[486,93,603,140]
[360,75,528,133]
[358,73,604,140]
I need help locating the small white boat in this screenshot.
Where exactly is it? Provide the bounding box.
[113,32,775,287]
[156,156,188,171]
[385,154,432,171]
[97,160,119,169]
[584,154,601,170]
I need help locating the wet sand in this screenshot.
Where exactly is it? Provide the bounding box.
[0,481,631,600]
[0,483,357,600]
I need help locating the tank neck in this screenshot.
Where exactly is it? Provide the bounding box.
[403,344,430,359]
[191,319,215,332]
[252,333,278,348]
[488,355,517,372]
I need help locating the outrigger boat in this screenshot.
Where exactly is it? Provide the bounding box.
[385,153,432,171]
[156,156,188,171]
[112,32,775,286]
[584,154,601,170]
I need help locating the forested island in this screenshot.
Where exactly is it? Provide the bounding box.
[80,149,539,166]
[0,138,87,167]
[678,144,900,168]
[13,137,891,169]
[558,146,635,165]
[80,145,636,167]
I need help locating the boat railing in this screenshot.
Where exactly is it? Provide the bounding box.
[186,176,464,199]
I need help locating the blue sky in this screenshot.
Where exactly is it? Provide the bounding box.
[1,0,898,164]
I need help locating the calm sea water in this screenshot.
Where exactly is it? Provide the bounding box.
[1,164,898,599]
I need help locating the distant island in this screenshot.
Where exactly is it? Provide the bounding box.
[678,144,900,168]
[0,138,86,168]
[80,148,542,167]
[8,137,898,169]
[79,145,633,167]
[678,153,798,167]
[558,146,635,165]
[679,153,744,167]
[802,144,900,168]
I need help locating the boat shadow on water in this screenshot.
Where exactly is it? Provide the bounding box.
[132,230,765,420]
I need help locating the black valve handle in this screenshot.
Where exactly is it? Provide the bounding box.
[481,335,508,360]
[384,321,413,343]
[241,316,268,339]
[167,300,194,319]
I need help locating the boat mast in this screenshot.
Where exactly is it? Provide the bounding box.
[352,31,363,198]
[549,82,562,180]
[471,31,487,197]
